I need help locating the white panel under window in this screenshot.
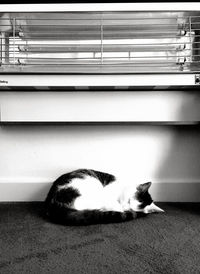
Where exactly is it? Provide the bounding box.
[1,92,200,123]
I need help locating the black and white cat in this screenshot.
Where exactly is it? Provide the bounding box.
[45,169,164,225]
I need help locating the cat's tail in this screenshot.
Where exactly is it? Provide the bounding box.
[46,205,137,225]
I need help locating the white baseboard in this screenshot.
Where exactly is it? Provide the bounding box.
[0,181,200,202]
[0,182,51,202]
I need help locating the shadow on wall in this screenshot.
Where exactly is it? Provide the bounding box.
[154,90,200,202]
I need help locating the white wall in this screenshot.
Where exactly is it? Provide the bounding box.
[0,91,200,202]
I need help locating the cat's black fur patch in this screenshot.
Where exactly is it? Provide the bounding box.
[45,175,80,208]
[71,169,116,186]
[55,187,80,204]
[135,183,153,209]
[137,192,153,209]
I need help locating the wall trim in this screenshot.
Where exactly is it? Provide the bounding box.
[0,181,200,202]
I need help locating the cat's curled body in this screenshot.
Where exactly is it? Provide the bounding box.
[45,169,164,225]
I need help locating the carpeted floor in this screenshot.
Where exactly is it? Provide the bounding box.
[0,203,200,274]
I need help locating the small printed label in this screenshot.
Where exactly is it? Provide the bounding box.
[195,75,200,85]
[0,80,8,85]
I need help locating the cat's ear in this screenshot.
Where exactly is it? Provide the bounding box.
[137,182,151,193]
[144,202,165,214]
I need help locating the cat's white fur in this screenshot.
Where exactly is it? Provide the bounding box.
[60,176,164,213]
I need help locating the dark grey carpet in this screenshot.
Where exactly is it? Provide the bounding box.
[0,203,200,274]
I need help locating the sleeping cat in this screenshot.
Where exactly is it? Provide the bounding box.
[45,169,164,225]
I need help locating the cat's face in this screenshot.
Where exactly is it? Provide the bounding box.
[131,182,164,214]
